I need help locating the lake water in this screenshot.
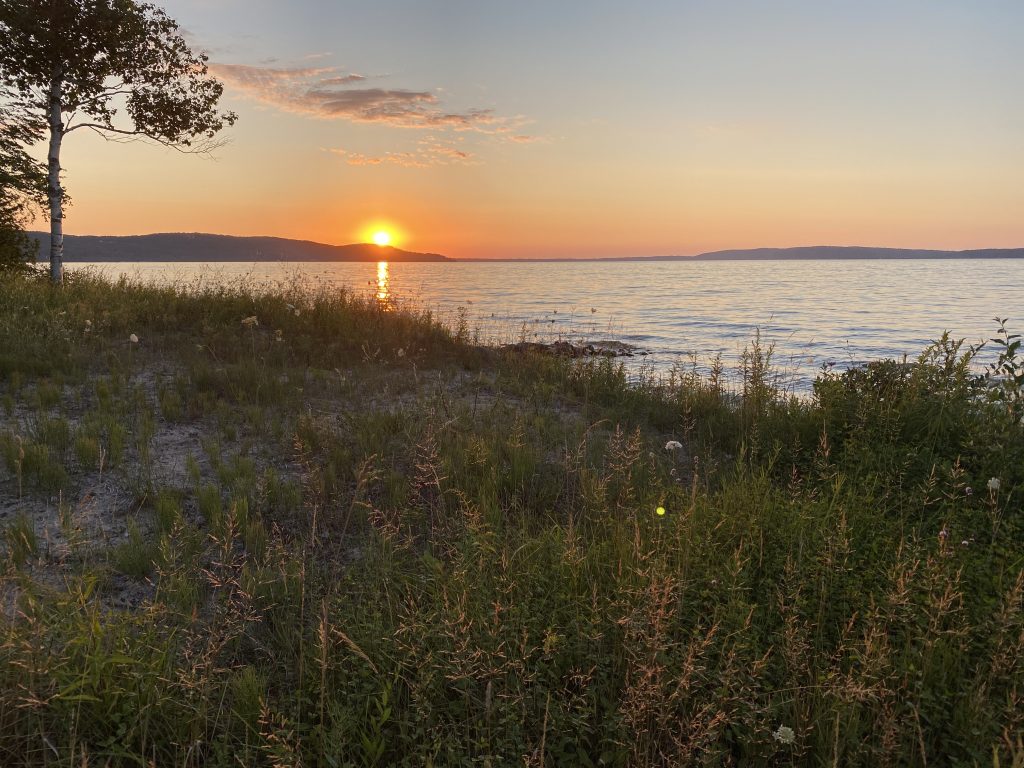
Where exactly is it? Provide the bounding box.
[73,259,1024,391]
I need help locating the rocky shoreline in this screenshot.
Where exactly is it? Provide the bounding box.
[500,340,645,358]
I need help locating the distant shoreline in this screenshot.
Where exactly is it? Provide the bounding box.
[30,232,1024,262]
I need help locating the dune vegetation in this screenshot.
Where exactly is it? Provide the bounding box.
[0,269,1021,767]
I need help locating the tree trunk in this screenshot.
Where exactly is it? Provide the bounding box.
[47,65,64,285]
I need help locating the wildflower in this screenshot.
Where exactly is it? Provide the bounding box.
[665,440,683,451]
[939,527,949,541]
[129,333,139,344]
[274,329,283,342]
[397,348,405,358]
[965,486,973,496]
[656,506,666,517]
[241,316,259,328]
[286,303,295,311]
[84,319,92,333]
[773,725,796,745]
[988,477,1001,492]
[961,540,969,547]
[294,308,301,317]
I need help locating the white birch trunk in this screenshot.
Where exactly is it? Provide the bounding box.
[47,66,64,284]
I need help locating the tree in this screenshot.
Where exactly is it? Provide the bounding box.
[0,98,46,271]
[0,0,237,283]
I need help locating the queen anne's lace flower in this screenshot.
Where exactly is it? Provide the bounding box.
[988,477,1001,492]
[773,725,796,745]
[129,333,139,344]
[665,440,683,451]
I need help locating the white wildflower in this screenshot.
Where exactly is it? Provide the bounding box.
[274,329,283,342]
[396,348,405,357]
[988,477,1001,492]
[664,440,683,451]
[129,333,139,344]
[773,725,796,745]
[241,316,259,327]
[965,486,973,496]
[294,308,301,317]
[84,319,92,333]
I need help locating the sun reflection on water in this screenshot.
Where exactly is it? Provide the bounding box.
[376,261,390,305]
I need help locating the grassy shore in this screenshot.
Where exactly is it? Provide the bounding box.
[0,269,1021,767]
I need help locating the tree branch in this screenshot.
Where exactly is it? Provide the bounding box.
[67,121,229,155]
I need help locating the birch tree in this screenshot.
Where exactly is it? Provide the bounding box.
[0,0,236,283]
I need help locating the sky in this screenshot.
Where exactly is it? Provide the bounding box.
[56,0,1024,259]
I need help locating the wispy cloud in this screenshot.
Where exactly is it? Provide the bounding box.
[318,74,367,86]
[326,138,477,169]
[209,62,520,134]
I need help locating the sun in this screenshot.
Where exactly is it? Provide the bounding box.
[359,221,403,248]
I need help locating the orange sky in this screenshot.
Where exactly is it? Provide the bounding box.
[49,0,1024,259]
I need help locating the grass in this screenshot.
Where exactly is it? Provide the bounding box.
[0,268,1021,766]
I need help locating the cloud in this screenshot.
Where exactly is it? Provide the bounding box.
[318,74,367,86]
[209,62,510,133]
[326,139,477,169]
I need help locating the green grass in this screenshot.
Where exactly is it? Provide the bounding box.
[0,269,1021,766]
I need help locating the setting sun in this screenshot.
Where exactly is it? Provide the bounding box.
[358,221,404,248]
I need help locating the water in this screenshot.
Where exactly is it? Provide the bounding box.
[73,259,1024,390]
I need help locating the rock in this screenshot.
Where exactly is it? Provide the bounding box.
[500,340,637,358]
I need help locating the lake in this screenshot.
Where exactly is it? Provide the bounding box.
[72,259,1024,391]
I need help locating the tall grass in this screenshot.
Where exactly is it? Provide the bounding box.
[0,270,1020,766]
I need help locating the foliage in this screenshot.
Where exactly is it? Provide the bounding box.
[0,97,45,271]
[0,0,236,148]
[0,271,1020,766]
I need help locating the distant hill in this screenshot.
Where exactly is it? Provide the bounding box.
[27,232,449,262]
[25,234,1024,262]
[656,246,1024,261]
